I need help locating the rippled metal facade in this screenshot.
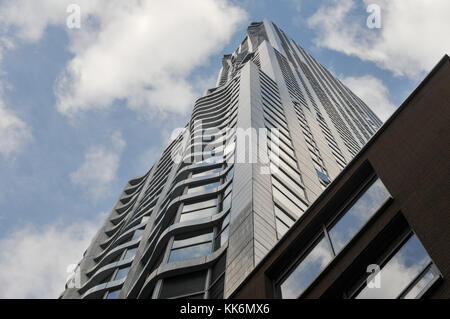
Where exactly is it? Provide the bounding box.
[62,19,382,299]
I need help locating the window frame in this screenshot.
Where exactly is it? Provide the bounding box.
[347,229,441,299]
[275,175,392,299]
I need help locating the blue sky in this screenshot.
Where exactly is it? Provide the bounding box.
[0,0,448,298]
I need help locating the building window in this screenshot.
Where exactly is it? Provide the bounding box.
[280,235,333,298]
[131,229,144,241]
[277,177,391,298]
[122,247,137,260]
[180,198,218,222]
[316,170,330,185]
[113,266,130,281]
[168,231,213,263]
[215,214,230,249]
[224,167,234,182]
[221,191,232,212]
[353,233,440,299]
[328,178,390,254]
[159,270,207,299]
[105,289,121,299]
[186,181,221,195]
[191,167,222,179]
[208,254,226,299]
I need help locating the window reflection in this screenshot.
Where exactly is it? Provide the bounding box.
[180,198,218,222]
[356,234,435,299]
[280,236,333,298]
[179,207,217,222]
[169,231,213,263]
[404,267,437,299]
[182,198,217,213]
[277,177,393,299]
[105,289,121,299]
[329,178,390,253]
[316,170,330,185]
[215,214,230,249]
[172,233,213,249]
[114,267,130,281]
[191,167,221,179]
[123,247,137,260]
[221,192,232,212]
[187,181,221,195]
[224,167,234,182]
[160,270,207,299]
[131,229,144,241]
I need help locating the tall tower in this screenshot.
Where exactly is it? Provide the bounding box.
[62,19,383,299]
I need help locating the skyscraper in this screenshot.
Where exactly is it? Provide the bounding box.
[62,19,383,299]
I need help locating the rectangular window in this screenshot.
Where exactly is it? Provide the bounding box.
[160,270,207,299]
[182,198,218,213]
[114,267,130,281]
[328,178,390,253]
[354,233,440,299]
[224,167,234,182]
[186,181,221,195]
[123,248,137,260]
[279,235,333,298]
[180,206,217,223]
[105,289,121,299]
[215,225,229,248]
[221,191,232,212]
[172,232,213,249]
[277,177,392,299]
[191,167,222,179]
[131,229,143,241]
[169,233,212,262]
[316,170,330,185]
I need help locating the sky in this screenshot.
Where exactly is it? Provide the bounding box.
[0,0,448,298]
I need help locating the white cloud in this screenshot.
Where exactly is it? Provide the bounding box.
[0,217,102,298]
[357,254,428,299]
[341,75,395,121]
[0,94,32,159]
[0,0,247,117]
[307,0,450,78]
[0,32,31,159]
[70,131,126,199]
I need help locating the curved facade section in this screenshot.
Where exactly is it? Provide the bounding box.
[62,19,382,299]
